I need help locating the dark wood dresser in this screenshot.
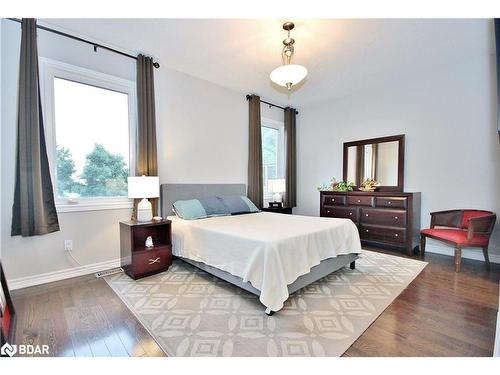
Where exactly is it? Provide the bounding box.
[320,191,421,255]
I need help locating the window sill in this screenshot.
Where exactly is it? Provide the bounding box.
[56,200,133,213]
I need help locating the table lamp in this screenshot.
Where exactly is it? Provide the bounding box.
[128,176,160,222]
[268,178,286,203]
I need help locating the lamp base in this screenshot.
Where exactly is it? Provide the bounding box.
[137,198,153,222]
[272,193,282,203]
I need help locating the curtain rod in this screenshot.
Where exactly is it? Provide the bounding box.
[246,94,299,115]
[7,18,160,68]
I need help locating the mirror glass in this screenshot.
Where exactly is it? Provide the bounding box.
[346,140,399,186]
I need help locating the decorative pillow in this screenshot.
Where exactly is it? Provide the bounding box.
[173,197,231,219]
[198,196,230,217]
[218,195,260,215]
[173,199,207,220]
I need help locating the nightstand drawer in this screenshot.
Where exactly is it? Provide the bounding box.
[131,246,172,278]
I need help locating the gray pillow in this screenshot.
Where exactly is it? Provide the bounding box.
[198,196,230,217]
[218,195,260,215]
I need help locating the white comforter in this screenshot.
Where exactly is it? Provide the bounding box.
[168,212,361,312]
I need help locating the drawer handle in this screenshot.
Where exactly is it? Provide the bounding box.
[394,234,399,237]
[357,199,361,203]
[365,214,369,217]
[388,201,392,204]
[148,257,161,265]
[332,199,335,202]
[327,210,330,213]
[394,216,398,219]
[349,212,353,216]
[365,229,369,233]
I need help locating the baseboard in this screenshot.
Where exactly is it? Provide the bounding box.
[425,244,500,264]
[8,258,121,290]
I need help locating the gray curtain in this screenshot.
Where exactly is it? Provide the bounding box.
[134,54,158,218]
[11,19,60,237]
[284,107,297,208]
[247,95,263,208]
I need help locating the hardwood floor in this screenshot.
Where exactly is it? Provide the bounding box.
[11,273,165,357]
[345,249,500,356]
[10,249,500,357]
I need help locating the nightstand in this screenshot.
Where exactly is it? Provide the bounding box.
[261,206,293,214]
[120,219,172,280]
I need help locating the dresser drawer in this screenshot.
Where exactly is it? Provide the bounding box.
[375,197,407,209]
[132,247,172,277]
[359,224,406,244]
[323,195,346,206]
[347,195,374,207]
[360,208,407,227]
[323,206,358,221]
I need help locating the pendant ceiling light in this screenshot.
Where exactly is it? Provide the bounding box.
[270,22,308,91]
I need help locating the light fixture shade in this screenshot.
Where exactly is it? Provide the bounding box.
[128,176,159,198]
[268,178,286,193]
[270,64,308,87]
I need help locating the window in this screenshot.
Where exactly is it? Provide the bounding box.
[40,59,136,212]
[261,118,285,199]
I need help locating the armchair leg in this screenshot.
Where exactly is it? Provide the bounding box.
[420,235,426,256]
[482,246,491,269]
[454,247,462,273]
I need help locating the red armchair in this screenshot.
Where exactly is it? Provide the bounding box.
[420,209,496,272]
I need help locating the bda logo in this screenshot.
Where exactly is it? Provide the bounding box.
[1,342,17,357]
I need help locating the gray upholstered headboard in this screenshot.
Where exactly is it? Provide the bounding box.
[160,184,247,217]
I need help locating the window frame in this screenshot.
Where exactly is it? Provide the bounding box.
[40,58,137,213]
[261,117,285,200]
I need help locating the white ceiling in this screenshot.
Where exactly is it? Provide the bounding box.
[42,18,494,108]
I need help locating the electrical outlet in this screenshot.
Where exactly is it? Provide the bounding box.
[64,240,73,252]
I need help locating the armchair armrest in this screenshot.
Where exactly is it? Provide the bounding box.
[466,214,497,240]
[429,210,462,229]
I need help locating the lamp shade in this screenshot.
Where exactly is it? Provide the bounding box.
[270,64,308,87]
[268,179,286,193]
[128,176,159,199]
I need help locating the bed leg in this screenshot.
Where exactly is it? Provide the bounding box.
[265,308,275,316]
[350,261,356,270]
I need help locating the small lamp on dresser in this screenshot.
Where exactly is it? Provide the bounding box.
[128,176,159,222]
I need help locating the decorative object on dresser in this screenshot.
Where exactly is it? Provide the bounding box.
[317,177,354,192]
[420,209,497,272]
[120,219,172,280]
[261,205,293,215]
[359,178,380,192]
[1,262,16,346]
[320,191,421,255]
[343,134,405,192]
[128,176,160,222]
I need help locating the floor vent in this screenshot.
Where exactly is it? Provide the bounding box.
[95,267,123,278]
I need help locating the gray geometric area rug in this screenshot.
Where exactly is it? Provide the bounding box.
[105,250,427,357]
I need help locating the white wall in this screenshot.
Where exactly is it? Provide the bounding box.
[1,20,270,286]
[297,53,500,259]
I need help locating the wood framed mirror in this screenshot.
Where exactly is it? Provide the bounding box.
[343,134,405,192]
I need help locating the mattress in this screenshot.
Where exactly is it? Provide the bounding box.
[168,212,361,311]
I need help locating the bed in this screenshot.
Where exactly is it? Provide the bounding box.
[160,184,361,315]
